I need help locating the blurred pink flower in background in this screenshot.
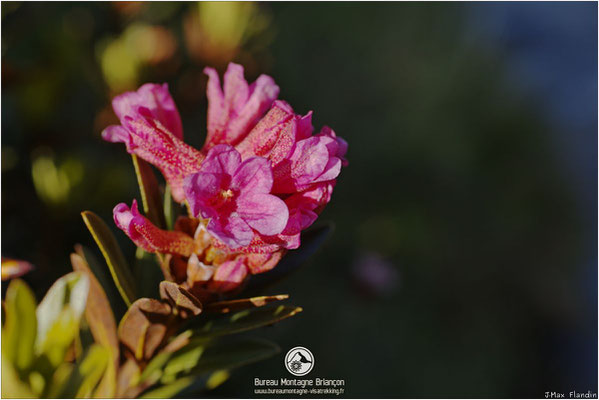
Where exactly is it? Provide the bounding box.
[352,252,399,298]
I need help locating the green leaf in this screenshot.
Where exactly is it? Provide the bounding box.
[2,279,37,371]
[140,339,279,398]
[61,344,109,398]
[161,340,206,381]
[136,330,194,387]
[36,272,89,366]
[46,363,74,398]
[81,210,137,306]
[192,304,302,338]
[132,155,166,229]
[70,253,119,397]
[75,245,127,319]
[140,376,195,399]
[188,337,279,376]
[244,223,333,294]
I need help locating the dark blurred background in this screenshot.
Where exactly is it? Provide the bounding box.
[2,2,597,398]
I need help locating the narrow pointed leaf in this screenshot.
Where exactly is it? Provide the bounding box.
[71,253,119,397]
[192,304,302,338]
[140,339,278,398]
[189,337,280,375]
[75,245,127,319]
[136,330,194,387]
[140,376,195,399]
[81,211,137,306]
[132,155,166,229]
[206,294,289,314]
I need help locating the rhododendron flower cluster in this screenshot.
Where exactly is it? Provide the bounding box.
[103,63,347,299]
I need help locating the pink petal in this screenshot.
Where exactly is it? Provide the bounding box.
[113,200,197,256]
[105,114,204,203]
[297,111,314,140]
[318,126,348,166]
[200,144,241,176]
[231,156,273,195]
[183,172,224,218]
[235,100,298,166]
[203,63,279,150]
[223,63,250,115]
[314,157,342,184]
[102,125,129,143]
[237,192,289,236]
[209,257,248,292]
[112,83,183,139]
[246,251,284,275]
[206,213,254,248]
[271,136,332,193]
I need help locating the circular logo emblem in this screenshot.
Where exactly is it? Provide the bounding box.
[285,346,314,376]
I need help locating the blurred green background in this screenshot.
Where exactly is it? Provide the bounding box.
[2,2,597,398]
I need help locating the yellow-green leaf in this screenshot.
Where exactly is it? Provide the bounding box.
[81,210,137,306]
[61,344,109,398]
[2,279,37,371]
[140,376,195,399]
[1,355,35,398]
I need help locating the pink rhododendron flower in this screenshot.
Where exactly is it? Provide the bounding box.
[103,62,347,295]
[183,144,288,248]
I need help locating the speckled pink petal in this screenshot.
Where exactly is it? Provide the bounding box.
[203,63,279,149]
[113,200,196,256]
[112,83,183,139]
[104,112,204,202]
[235,100,298,166]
